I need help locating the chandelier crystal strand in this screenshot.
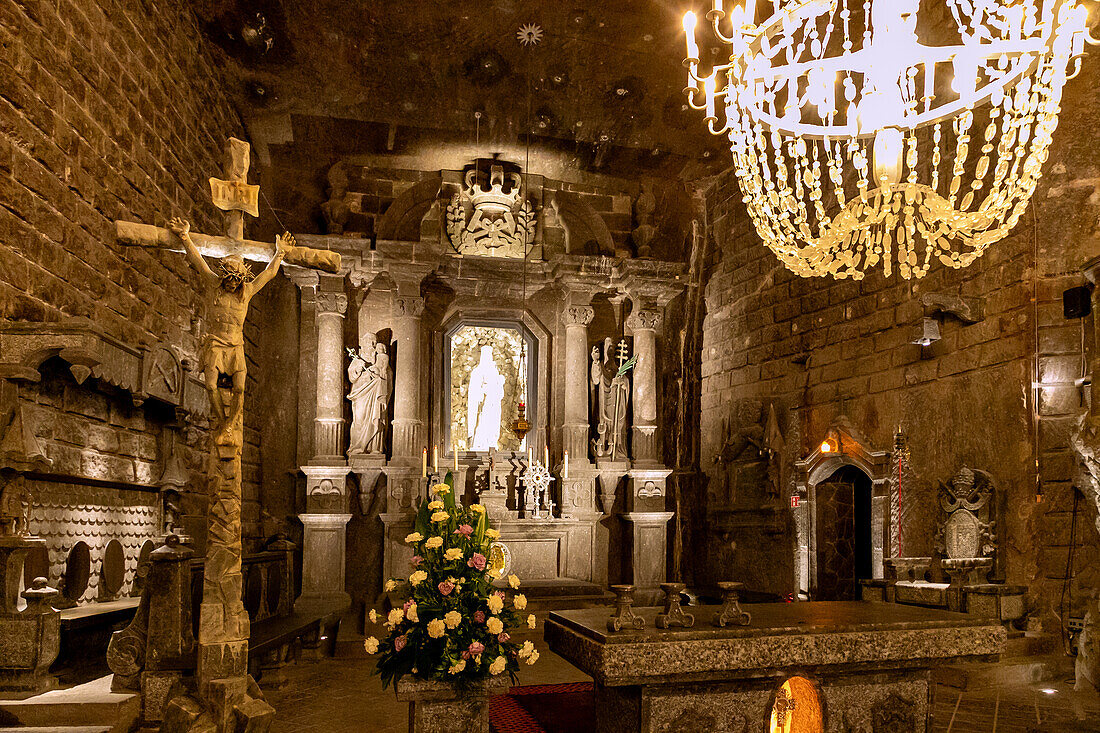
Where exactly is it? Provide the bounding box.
[684,0,1095,280]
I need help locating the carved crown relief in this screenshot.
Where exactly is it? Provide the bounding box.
[445,164,537,258]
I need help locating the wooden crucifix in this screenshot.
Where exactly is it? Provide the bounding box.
[115,137,341,729]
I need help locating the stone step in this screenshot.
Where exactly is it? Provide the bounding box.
[0,676,140,733]
[933,653,1073,691]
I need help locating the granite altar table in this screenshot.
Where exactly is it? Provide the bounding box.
[544,601,1005,732]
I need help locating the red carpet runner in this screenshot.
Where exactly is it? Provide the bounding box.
[489,682,596,733]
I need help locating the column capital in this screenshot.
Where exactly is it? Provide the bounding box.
[393,296,426,318]
[315,292,348,316]
[626,309,662,332]
[286,269,320,290]
[561,305,594,327]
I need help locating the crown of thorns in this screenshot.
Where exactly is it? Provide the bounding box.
[218,256,254,282]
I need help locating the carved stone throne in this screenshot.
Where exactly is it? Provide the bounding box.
[882,468,1025,626]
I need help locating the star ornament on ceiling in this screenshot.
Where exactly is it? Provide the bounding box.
[516,23,543,47]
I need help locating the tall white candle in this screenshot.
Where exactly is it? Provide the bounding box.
[422,448,427,478]
[563,451,569,480]
[683,12,699,59]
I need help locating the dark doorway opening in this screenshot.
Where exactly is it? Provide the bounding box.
[815,465,873,600]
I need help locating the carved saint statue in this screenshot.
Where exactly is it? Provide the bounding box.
[467,344,505,451]
[0,474,29,536]
[347,338,391,455]
[591,337,631,461]
[166,217,290,444]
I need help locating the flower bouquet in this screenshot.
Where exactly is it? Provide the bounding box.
[366,472,538,689]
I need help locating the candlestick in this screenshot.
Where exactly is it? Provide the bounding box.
[422,448,427,478]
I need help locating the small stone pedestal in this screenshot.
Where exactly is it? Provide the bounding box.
[620,512,674,606]
[396,675,511,733]
[0,536,59,699]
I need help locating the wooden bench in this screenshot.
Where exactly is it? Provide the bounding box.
[248,609,342,689]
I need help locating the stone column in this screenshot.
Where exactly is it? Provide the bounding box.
[561,305,594,461]
[298,277,351,613]
[381,291,429,589]
[626,308,662,464]
[312,280,348,462]
[389,295,426,460]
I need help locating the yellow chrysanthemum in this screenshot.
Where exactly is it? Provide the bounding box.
[443,610,462,629]
[507,574,521,589]
[404,532,423,544]
[431,511,449,523]
[513,594,527,610]
[486,616,504,635]
[425,536,443,549]
[363,636,379,654]
[426,618,446,639]
[409,570,428,586]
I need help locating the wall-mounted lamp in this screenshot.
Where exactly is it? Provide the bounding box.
[910,317,942,347]
[819,428,840,454]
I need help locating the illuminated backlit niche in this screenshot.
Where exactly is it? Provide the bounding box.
[445,323,536,453]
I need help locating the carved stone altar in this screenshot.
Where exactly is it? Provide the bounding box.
[545,601,1005,733]
[286,156,685,625]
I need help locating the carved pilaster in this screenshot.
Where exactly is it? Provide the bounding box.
[627,307,662,464]
[391,296,426,460]
[313,284,348,463]
[561,305,594,462]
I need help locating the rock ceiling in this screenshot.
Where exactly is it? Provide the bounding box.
[193,0,730,180]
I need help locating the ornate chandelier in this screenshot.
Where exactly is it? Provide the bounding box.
[683,0,1096,279]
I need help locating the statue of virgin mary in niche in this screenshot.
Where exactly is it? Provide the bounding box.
[467,344,505,451]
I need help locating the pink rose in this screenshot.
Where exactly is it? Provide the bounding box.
[468,553,487,571]
[394,635,407,652]
[438,580,455,596]
[454,524,474,537]
[474,610,485,623]
[498,632,510,643]
[411,555,423,567]
[462,640,485,659]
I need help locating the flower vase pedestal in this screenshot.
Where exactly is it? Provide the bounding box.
[396,676,511,733]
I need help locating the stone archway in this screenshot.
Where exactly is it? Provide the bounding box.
[793,417,889,599]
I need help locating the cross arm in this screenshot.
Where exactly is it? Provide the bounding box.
[115,221,341,274]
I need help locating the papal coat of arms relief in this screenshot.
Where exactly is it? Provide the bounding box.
[445,164,537,258]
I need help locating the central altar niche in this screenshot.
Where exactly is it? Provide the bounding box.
[445,321,536,454]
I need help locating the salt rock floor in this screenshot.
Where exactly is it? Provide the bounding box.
[266,632,1100,733]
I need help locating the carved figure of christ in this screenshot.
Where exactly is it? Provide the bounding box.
[166,216,290,444]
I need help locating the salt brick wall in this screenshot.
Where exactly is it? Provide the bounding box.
[695,54,1100,625]
[0,0,272,546]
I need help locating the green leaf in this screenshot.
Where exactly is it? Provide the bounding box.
[442,471,457,511]
[414,497,430,535]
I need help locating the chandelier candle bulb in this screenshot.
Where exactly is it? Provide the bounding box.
[683,11,699,60]
[704,74,717,120]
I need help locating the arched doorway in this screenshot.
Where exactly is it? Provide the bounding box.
[814,466,873,601]
[792,417,890,599]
